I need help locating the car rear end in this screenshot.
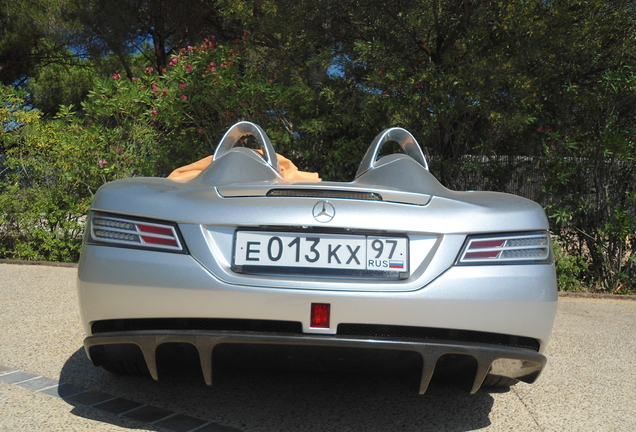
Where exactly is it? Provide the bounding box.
[78,173,557,393]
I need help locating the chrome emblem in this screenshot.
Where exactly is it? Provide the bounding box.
[312,200,335,223]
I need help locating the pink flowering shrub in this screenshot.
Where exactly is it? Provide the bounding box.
[139,37,296,171]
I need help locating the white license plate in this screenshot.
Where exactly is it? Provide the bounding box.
[233,231,408,277]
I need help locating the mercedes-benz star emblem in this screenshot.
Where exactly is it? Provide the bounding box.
[312,200,336,223]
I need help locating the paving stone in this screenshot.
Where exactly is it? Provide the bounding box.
[0,371,39,384]
[93,397,144,415]
[39,382,88,399]
[123,405,175,423]
[14,376,59,391]
[66,389,117,406]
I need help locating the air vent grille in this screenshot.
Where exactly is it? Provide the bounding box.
[92,318,303,335]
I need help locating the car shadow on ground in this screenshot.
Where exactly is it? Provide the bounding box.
[59,347,500,432]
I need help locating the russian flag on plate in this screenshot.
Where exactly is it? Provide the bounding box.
[389,261,404,269]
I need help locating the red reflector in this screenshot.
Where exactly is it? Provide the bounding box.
[141,236,178,246]
[470,240,506,248]
[310,303,330,328]
[464,250,501,259]
[137,224,174,236]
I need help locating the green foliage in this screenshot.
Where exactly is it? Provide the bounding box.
[539,64,636,294]
[553,236,589,293]
[0,85,39,152]
[0,82,162,261]
[26,60,95,117]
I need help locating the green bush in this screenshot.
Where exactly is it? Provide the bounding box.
[0,84,161,261]
[552,236,589,293]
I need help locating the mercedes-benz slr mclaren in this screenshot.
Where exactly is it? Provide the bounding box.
[77,121,557,394]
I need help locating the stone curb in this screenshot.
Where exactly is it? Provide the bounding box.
[0,365,242,432]
[557,291,636,301]
[0,259,78,268]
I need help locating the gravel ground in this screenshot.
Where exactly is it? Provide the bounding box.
[1,263,635,432]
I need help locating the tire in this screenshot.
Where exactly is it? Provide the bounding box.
[481,374,519,388]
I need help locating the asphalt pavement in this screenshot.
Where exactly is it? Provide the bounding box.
[1,262,635,432]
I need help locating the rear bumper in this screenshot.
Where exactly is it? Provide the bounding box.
[77,245,558,346]
[78,242,556,393]
[84,329,546,394]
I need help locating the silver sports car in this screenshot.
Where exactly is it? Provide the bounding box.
[77,121,557,394]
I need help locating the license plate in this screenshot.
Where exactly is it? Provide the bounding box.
[233,231,409,278]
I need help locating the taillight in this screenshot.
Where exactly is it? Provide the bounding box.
[88,211,185,253]
[457,232,551,265]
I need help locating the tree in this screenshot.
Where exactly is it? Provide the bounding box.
[70,0,241,76]
[0,0,81,86]
[25,60,95,117]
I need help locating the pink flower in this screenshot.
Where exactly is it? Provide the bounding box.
[151,109,158,116]
[536,127,544,132]
[210,67,216,72]
[210,62,216,67]
[181,95,188,100]
[198,128,203,133]
[545,125,552,132]
[111,73,121,80]
[131,77,137,82]
[184,65,193,72]
[187,45,194,51]
[98,160,108,168]
[162,88,167,93]
[273,73,278,79]
[227,57,233,61]
[179,82,187,90]
[145,67,154,73]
